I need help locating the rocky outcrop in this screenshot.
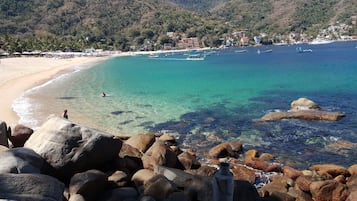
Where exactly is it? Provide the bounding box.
[24,116,123,179]
[260,98,345,121]
[0,117,356,201]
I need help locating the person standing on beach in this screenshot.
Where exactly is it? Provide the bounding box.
[62,109,68,119]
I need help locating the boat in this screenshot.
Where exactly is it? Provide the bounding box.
[235,49,248,53]
[257,49,273,54]
[296,47,312,53]
[186,53,205,60]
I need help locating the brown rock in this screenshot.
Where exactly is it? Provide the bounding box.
[9,124,33,147]
[270,191,296,201]
[346,191,357,201]
[258,175,289,197]
[131,169,155,187]
[108,170,128,187]
[142,140,178,170]
[124,133,156,153]
[207,141,242,159]
[185,165,216,177]
[348,164,357,176]
[159,134,176,146]
[119,143,143,158]
[287,186,313,201]
[296,176,313,192]
[231,165,256,184]
[310,180,349,201]
[290,97,321,111]
[245,149,257,160]
[310,164,350,177]
[347,174,357,192]
[178,151,200,170]
[283,166,303,180]
[259,153,274,161]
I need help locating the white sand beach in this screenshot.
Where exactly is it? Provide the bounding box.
[0,56,109,127]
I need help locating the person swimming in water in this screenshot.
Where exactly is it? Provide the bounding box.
[101,92,106,97]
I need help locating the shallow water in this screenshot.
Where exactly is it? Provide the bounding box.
[16,41,357,169]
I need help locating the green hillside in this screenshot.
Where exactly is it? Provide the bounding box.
[0,0,356,52]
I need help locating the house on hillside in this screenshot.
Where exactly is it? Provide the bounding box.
[240,37,250,46]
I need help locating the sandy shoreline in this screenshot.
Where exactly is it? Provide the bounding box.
[0,56,110,127]
[0,48,208,128]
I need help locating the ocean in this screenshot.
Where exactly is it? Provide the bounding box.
[16,41,357,169]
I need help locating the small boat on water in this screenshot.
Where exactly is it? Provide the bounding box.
[309,39,334,45]
[257,49,273,54]
[296,47,312,53]
[186,53,205,60]
[235,49,248,53]
[148,54,159,58]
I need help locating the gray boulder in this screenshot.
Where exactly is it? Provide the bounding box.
[0,147,45,174]
[0,173,65,201]
[24,116,123,178]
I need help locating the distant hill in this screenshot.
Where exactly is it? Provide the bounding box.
[0,0,356,51]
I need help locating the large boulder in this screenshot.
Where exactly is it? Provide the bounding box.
[0,147,46,174]
[290,97,321,111]
[310,180,349,201]
[0,173,65,201]
[9,124,33,147]
[0,121,10,147]
[142,140,179,170]
[24,116,122,179]
[124,133,156,153]
[207,141,242,159]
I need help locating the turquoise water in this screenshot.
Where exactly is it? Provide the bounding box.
[20,41,357,169]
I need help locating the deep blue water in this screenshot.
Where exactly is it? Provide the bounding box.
[22,41,357,169]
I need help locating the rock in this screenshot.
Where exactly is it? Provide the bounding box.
[142,140,179,170]
[346,191,357,201]
[108,170,129,188]
[69,194,86,201]
[131,169,155,187]
[207,141,242,159]
[186,165,216,176]
[290,97,321,111]
[348,164,357,175]
[177,151,201,170]
[9,124,33,147]
[124,133,156,153]
[119,143,143,158]
[270,191,296,201]
[347,174,357,192]
[287,186,313,201]
[143,174,176,201]
[258,175,289,196]
[102,187,139,201]
[0,121,10,147]
[159,134,177,146]
[296,176,313,192]
[260,110,345,121]
[69,169,108,201]
[283,166,303,180]
[0,147,46,174]
[0,173,65,201]
[24,116,122,179]
[154,165,199,187]
[310,164,350,177]
[231,165,256,184]
[310,180,349,201]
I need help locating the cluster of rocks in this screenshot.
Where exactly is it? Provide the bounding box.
[260,98,345,121]
[0,115,356,201]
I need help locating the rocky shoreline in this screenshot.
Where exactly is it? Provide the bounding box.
[0,112,356,201]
